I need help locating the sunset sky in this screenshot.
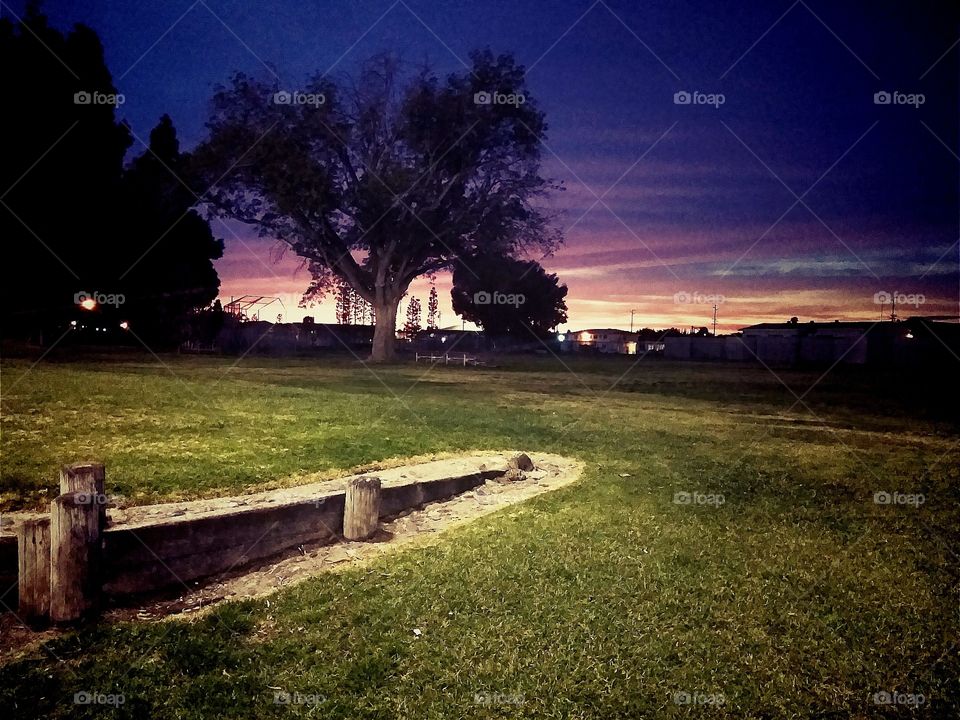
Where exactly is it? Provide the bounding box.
[12,0,958,332]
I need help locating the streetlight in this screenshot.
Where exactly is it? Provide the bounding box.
[630,309,638,333]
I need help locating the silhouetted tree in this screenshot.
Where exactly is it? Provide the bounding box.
[335,278,352,324]
[184,298,225,345]
[0,10,221,345]
[0,6,131,338]
[451,255,567,337]
[427,285,439,330]
[194,50,560,361]
[403,296,422,339]
[119,115,223,344]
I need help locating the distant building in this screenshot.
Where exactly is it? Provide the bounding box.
[741,321,871,366]
[563,329,638,354]
[660,319,959,367]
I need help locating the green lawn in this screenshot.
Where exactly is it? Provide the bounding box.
[1,352,957,718]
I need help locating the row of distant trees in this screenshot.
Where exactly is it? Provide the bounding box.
[336,265,569,343]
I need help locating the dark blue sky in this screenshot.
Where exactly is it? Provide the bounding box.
[7,0,958,329]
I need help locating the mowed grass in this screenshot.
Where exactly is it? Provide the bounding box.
[1,352,958,718]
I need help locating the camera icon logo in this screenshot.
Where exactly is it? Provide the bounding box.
[873,91,891,105]
[73,91,92,105]
[873,491,892,505]
[74,691,93,705]
[873,290,892,304]
[473,91,492,105]
[673,91,691,105]
[273,91,292,105]
[673,491,692,505]
[273,691,291,704]
[473,291,492,304]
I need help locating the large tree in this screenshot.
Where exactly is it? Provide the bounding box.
[0,6,131,338]
[451,254,567,338]
[119,115,223,345]
[0,9,221,345]
[194,51,560,361]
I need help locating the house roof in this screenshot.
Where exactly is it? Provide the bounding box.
[573,328,635,335]
[740,321,879,331]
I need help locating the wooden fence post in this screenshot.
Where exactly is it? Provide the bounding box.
[343,476,381,541]
[17,517,51,624]
[60,462,107,531]
[49,492,101,623]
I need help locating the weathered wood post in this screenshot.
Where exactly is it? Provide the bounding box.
[60,462,107,531]
[343,476,381,541]
[49,492,101,623]
[17,517,51,624]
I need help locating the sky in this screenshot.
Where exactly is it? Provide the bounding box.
[8,0,959,332]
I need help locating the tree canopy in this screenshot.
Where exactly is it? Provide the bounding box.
[0,7,131,337]
[450,254,567,337]
[119,115,224,344]
[0,8,222,345]
[194,50,561,360]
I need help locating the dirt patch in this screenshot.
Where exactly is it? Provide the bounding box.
[0,452,583,661]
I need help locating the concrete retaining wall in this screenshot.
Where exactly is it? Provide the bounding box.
[4,463,505,602]
[102,493,346,595]
[102,468,498,595]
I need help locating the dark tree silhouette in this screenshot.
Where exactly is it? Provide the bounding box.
[0,7,131,338]
[0,10,221,345]
[335,278,353,325]
[194,50,560,362]
[427,285,439,330]
[403,296,422,339]
[119,115,223,344]
[450,254,567,337]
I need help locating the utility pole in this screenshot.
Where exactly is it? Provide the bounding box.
[630,309,637,333]
[712,304,718,337]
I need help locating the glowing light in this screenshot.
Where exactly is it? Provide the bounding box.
[580,331,591,342]
[79,298,97,311]
[119,321,129,330]
[70,320,77,327]
[557,333,566,342]
[905,331,914,339]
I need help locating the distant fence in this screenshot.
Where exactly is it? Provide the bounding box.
[415,352,486,366]
[663,336,750,361]
[10,460,505,625]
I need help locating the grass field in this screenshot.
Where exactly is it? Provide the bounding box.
[1,352,958,718]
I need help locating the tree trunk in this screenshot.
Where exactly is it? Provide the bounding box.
[370,296,400,363]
